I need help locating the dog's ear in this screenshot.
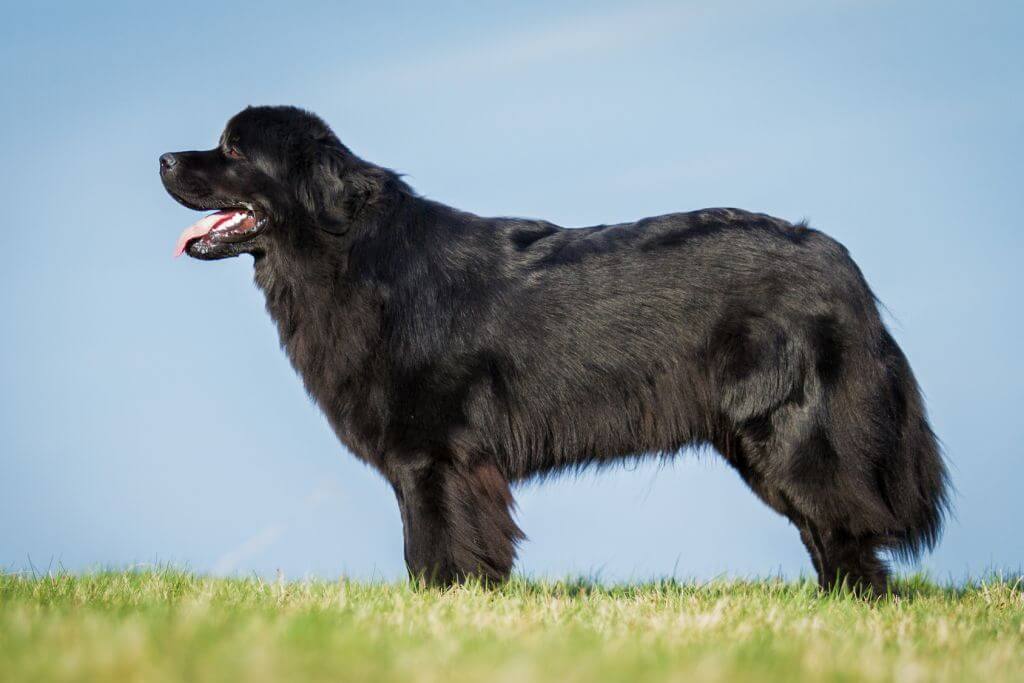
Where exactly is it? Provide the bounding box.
[300,143,380,235]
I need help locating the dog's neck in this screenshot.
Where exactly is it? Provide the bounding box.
[252,179,412,353]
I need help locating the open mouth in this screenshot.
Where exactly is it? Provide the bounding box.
[174,207,267,257]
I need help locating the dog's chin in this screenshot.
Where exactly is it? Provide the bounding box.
[186,231,265,260]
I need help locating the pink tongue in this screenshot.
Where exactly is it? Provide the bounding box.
[174,210,243,258]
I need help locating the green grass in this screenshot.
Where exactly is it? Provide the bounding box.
[1,571,1022,682]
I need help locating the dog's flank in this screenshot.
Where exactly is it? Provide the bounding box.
[161,105,950,594]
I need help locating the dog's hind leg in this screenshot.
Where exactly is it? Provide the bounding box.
[392,458,523,586]
[720,434,889,595]
[763,401,896,596]
[711,315,840,585]
[716,430,831,586]
[745,414,894,596]
[711,313,940,598]
[812,529,891,596]
[795,517,889,596]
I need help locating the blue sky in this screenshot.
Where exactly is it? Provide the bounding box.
[1,0,1021,581]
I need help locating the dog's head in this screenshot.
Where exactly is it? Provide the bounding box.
[160,105,379,260]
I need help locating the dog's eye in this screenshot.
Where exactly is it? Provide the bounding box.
[226,146,244,160]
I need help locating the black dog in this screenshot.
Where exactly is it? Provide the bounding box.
[160,106,949,593]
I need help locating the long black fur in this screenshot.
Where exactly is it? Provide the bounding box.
[160,106,950,594]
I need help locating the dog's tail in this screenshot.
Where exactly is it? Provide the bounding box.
[876,329,952,561]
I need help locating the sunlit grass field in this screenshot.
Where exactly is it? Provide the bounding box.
[1,570,1022,682]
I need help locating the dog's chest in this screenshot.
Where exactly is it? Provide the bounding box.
[256,268,388,465]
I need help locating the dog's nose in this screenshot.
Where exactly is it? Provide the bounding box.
[159,153,178,172]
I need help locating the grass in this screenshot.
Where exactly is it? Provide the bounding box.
[1,570,1022,682]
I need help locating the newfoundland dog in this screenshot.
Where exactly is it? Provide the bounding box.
[160,105,948,594]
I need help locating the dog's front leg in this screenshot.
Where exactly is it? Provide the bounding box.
[392,459,523,587]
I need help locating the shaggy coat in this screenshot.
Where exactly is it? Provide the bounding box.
[160,106,949,593]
